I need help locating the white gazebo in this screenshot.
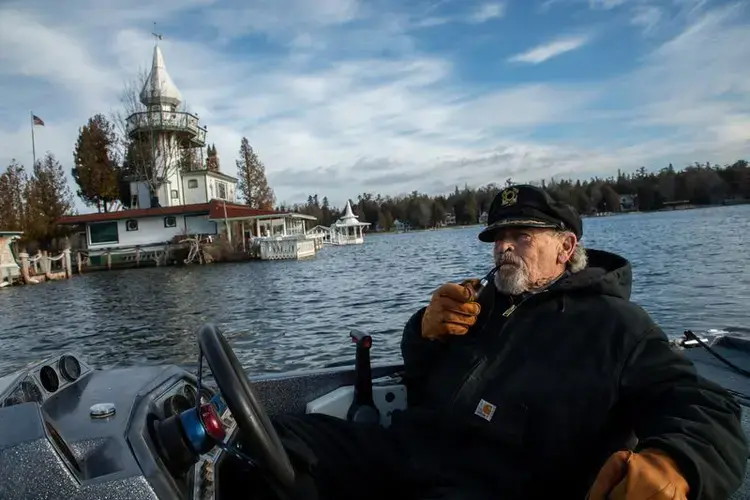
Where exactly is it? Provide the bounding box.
[329,201,370,245]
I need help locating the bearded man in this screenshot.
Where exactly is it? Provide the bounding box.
[269,184,747,500]
[400,184,747,499]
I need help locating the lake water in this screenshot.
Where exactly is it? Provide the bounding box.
[0,205,748,376]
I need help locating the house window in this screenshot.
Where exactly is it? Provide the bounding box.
[217,182,227,199]
[171,189,179,199]
[126,219,139,231]
[188,179,198,189]
[164,216,177,228]
[89,222,118,244]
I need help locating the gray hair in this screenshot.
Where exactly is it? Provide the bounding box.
[555,231,588,273]
[568,242,588,273]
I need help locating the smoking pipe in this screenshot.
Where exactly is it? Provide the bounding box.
[471,264,500,300]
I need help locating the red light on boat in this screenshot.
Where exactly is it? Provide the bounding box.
[199,403,226,441]
[351,336,372,348]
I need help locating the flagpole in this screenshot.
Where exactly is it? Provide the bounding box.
[30,111,37,167]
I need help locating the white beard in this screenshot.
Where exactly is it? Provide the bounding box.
[494,264,529,295]
[493,251,530,295]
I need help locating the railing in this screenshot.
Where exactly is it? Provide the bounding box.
[126,111,207,144]
[17,250,73,284]
[78,242,175,270]
[258,237,316,260]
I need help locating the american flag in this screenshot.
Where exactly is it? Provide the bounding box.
[32,114,44,126]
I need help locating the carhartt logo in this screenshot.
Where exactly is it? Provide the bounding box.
[500,187,518,207]
[474,399,496,422]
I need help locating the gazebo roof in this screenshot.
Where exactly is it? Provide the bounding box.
[333,201,370,227]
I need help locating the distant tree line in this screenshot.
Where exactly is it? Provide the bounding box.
[2,96,747,245]
[282,160,750,231]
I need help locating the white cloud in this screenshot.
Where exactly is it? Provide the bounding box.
[507,35,591,64]
[0,0,747,213]
[630,6,663,33]
[205,0,361,42]
[0,10,117,105]
[588,0,627,9]
[468,3,507,23]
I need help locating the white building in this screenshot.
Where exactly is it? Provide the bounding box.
[0,231,22,286]
[329,201,370,245]
[58,41,317,264]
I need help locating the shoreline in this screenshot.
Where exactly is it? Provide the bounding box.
[364,201,748,235]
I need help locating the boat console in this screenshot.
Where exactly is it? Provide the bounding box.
[0,325,407,500]
[2,326,749,500]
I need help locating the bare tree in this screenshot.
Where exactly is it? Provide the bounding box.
[110,68,148,161]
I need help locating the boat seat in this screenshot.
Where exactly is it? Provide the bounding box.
[305,329,407,427]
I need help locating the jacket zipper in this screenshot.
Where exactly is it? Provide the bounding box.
[446,291,547,409]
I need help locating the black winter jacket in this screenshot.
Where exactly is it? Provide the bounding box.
[396,249,748,499]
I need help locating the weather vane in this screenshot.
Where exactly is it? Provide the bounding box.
[152,22,163,43]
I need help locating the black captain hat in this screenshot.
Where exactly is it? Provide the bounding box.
[478,184,583,243]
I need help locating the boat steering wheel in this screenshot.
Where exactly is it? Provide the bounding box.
[197,324,296,496]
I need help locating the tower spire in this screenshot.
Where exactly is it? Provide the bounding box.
[139,28,182,109]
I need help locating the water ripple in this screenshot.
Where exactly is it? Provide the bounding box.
[0,205,748,375]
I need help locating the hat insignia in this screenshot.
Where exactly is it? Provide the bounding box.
[500,187,519,207]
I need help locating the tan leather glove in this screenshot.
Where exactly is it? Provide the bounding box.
[587,448,689,500]
[421,279,481,341]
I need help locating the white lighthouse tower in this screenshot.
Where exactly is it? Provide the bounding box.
[125,39,207,209]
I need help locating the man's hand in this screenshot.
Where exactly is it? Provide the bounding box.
[421,279,481,341]
[587,448,689,500]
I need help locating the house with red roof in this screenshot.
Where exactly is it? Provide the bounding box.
[58,199,316,264]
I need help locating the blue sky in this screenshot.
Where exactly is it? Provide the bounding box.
[0,0,748,212]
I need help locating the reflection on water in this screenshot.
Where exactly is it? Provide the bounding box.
[0,205,748,375]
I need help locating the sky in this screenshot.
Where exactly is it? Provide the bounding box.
[0,0,748,213]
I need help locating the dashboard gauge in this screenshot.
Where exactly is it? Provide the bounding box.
[163,394,192,417]
[39,365,60,393]
[59,355,81,382]
[20,380,42,403]
[181,384,198,407]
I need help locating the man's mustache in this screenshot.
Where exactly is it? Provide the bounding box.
[495,252,523,267]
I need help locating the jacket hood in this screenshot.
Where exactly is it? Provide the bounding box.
[552,248,632,300]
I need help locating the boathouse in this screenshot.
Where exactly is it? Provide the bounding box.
[57,199,318,264]
[211,202,318,260]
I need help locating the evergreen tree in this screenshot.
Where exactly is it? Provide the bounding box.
[72,113,121,212]
[206,143,220,172]
[24,152,75,247]
[236,137,276,210]
[0,160,28,231]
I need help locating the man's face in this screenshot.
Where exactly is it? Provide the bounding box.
[492,227,571,295]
